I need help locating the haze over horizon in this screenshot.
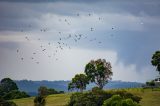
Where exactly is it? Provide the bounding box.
[0,0,160,82]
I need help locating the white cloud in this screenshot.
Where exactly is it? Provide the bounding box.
[112,62,158,82]
[0,45,157,82]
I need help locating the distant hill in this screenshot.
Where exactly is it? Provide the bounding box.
[15,80,143,96]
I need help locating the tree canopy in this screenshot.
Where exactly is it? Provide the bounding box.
[68,74,89,92]
[151,51,160,74]
[0,78,30,100]
[0,78,18,94]
[85,59,113,89]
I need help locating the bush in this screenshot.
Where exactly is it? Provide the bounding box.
[68,88,112,106]
[34,96,46,106]
[68,88,142,106]
[107,90,142,103]
[68,92,97,106]
[2,90,30,100]
[38,86,64,97]
[58,91,64,94]
[103,95,140,106]
[146,80,155,86]
[0,97,17,106]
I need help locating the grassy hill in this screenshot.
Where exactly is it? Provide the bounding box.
[12,88,160,106]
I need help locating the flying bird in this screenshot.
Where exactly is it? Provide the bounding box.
[42,49,46,51]
[91,27,94,31]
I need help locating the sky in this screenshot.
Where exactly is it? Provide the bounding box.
[0,0,160,82]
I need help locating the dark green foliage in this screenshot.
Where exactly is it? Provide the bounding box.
[2,90,30,100]
[107,90,142,103]
[68,89,141,106]
[68,74,89,92]
[34,96,46,106]
[0,97,17,106]
[85,59,113,89]
[47,88,58,94]
[146,80,155,87]
[68,88,112,106]
[0,78,30,100]
[0,78,18,95]
[38,86,48,97]
[58,91,64,94]
[103,95,140,106]
[38,86,63,97]
[151,51,160,74]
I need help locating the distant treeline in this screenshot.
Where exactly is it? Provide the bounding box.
[15,80,143,96]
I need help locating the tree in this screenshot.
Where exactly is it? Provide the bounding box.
[151,51,160,74]
[0,78,18,94]
[38,86,61,97]
[38,86,48,97]
[85,59,113,89]
[68,74,89,92]
[34,96,46,106]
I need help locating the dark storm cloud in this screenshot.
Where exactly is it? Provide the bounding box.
[0,0,160,31]
[1,0,160,16]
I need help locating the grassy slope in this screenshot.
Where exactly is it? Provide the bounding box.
[13,94,70,106]
[125,88,160,106]
[13,88,160,106]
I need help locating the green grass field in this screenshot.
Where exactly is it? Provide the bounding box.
[12,88,160,106]
[12,94,70,106]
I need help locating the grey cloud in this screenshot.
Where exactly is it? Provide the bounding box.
[0,42,19,50]
[0,0,160,70]
[0,0,160,32]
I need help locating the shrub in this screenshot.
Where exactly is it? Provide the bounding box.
[68,89,141,106]
[107,90,142,103]
[146,80,155,86]
[103,95,140,106]
[58,91,64,94]
[68,88,112,106]
[2,90,30,100]
[0,97,17,106]
[34,96,46,106]
[38,86,63,97]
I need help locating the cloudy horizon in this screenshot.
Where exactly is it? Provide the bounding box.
[0,0,160,82]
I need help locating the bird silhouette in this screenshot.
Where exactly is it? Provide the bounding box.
[91,28,94,31]
[42,49,46,51]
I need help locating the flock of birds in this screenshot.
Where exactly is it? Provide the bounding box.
[16,13,115,64]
